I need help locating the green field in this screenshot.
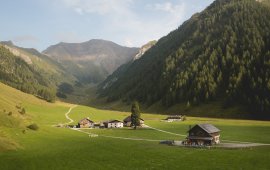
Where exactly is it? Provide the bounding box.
[0,83,270,169]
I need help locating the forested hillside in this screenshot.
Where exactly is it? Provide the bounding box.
[0,44,74,102]
[99,0,270,117]
[100,41,156,91]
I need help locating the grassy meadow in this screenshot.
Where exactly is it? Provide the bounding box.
[0,82,270,169]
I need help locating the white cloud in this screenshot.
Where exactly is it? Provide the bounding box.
[60,0,133,15]
[55,0,187,47]
[124,38,134,47]
[151,2,184,13]
[13,35,40,43]
[74,8,83,15]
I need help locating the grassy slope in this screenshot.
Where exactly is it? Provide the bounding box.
[0,83,270,169]
[0,82,71,151]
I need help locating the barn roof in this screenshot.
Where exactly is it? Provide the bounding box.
[166,115,182,119]
[104,120,123,123]
[79,118,94,123]
[189,124,220,134]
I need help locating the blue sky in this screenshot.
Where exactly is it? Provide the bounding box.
[0,0,214,51]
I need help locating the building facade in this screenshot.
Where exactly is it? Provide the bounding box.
[186,124,221,145]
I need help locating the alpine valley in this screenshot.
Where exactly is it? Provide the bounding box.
[1,0,270,169]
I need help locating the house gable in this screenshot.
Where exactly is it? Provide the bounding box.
[189,125,212,137]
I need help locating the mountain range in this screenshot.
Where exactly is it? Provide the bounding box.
[1,0,270,119]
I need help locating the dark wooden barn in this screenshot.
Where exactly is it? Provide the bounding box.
[186,124,221,146]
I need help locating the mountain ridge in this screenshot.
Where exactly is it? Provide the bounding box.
[43,39,139,83]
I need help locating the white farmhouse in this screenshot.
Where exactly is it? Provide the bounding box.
[103,120,123,128]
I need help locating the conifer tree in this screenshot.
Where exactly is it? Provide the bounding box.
[131,101,141,129]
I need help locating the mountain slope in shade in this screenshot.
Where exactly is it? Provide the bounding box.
[100,40,157,91]
[43,39,139,83]
[98,0,270,118]
[0,42,75,101]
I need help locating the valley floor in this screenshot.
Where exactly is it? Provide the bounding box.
[1,101,270,169]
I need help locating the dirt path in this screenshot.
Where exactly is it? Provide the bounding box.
[143,124,270,147]
[143,124,186,137]
[72,128,162,142]
[63,105,77,125]
[217,142,270,148]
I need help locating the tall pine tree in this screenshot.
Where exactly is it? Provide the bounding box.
[131,101,141,129]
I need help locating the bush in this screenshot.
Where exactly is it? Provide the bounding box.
[19,108,26,115]
[182,115,187,121]
[16,105,21,109]
[27,123,39,131]
[8,111,12,116]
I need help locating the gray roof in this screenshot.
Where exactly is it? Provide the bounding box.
[197,124,220,133]
[104,120,123,123]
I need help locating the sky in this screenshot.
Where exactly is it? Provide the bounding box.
[0,0,214,51]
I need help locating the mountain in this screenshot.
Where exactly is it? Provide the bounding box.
[43,39,139,83]
[98,0,270,118]
[0,42,75,101]
[100,41,156,91]
[133,40,157,60]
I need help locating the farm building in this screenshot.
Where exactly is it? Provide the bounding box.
[94,122,105,129]
[78,118,94,128]
[186,124,221,146]
[103,120,123,128]
[123,116,144,127]
[165,115,183,122]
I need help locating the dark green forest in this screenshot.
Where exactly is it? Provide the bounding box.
[0,45,55,102]
[99,0,270,116]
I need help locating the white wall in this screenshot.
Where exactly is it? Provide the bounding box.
[108,122,123,128]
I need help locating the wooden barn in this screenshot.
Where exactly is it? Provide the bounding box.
[123,116,144,127]
[103,120,123,128]
[186,124,221,146]
[78,118,94,128]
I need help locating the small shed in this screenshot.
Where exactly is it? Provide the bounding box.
[165,115,182,122]
[103,120,123,128]
[78,118,94,128]
[186,124,221,145]
[123,116,144,127]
